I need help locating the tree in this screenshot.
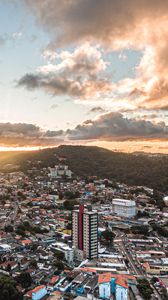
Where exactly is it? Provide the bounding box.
[137,278,153,300]
[101,230,115,244]
[0,275,23,300]
[33,226,49,234]
[6,264,11,272]
[151,223,168,238]
[153,190,165,210]
[66,223,72,230]
[16,272,32,289]
[131,225,149,236]
[23,221,30,228]
[30,243,38,252]
[63,199,79,210]
[53,261,64,272]
[160,288,168,300]
[59,192,64,200]
[65,190,80,200]
[137,210,149,218]
[17,191,26,200]
[54,250,65,261]
[5,225,13,233]
[15,228,26,237]
[29,259,37,268]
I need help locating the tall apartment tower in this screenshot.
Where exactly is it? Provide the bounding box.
[72,205,98,260]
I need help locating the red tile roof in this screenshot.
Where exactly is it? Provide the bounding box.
[49,276,59,285]
[22,239,32,245]
[98,272,112,284]
[32,285,46,293]
[116,277,128,289]
[80,267,97,273]
[98,273,136,286]
[25,285,46,297]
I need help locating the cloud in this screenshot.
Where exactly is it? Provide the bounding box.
[42,49,58,61]
[118,53,127,62]
[24,0,168,48]
[23,0,168,111]
[18,44,113,99]
[89,107,106,113]
[0,123,63,147]
[44,129,64,137]
[50,104,58,110]
[12,32,23,40]
[18,73,112,99]
[0,114,167,147]
[66,112,168,141]
[0,123,40,137]
[0,36,6,47]
[0,31,23,48]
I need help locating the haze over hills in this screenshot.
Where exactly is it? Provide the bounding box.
[0,145,167,193]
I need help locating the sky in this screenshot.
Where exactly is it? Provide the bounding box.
[0,0,168,153]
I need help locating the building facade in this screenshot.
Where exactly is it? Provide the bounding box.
[72,205,98,260]
[51,242,74,263]
[112,199,136,218]
[49,165,72,178]
[116,284,128,300]
[25,285,47,300]
[98,273,136,300]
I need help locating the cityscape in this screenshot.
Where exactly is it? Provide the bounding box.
[0,1,168,299]
[0,161,168,300]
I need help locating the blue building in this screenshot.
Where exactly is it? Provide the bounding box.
[98,273,136,300]
[25,285,47,300]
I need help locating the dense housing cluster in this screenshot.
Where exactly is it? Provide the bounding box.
[0,163,168,300]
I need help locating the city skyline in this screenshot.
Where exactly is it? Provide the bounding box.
[0,0,168,153]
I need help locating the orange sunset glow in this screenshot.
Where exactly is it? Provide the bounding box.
[0,1,167,153]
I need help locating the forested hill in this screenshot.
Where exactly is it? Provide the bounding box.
[56,146,168,192]
[0,145,168,192]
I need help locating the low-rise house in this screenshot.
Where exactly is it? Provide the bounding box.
[0,260,18,271]
[51,242,74,263]
[143,262,168,275]
[47,276,60,291]
[24,285,47,300]
[0,243,11,253]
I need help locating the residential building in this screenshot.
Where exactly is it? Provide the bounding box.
[112,199,136,218]
[51,242,74,263]
[72,205,98,260]
[49,165,72,178]
[98,273,136,300]
[0,244,11,253]
[25,285,47,300]
[116,278,128,300]
[163,196,168,206]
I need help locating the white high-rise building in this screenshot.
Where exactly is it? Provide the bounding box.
[49,165,72,178]
[112,199,136,218]
[72,205,98,260]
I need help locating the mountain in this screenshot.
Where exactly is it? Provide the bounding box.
[0,145,168,192]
